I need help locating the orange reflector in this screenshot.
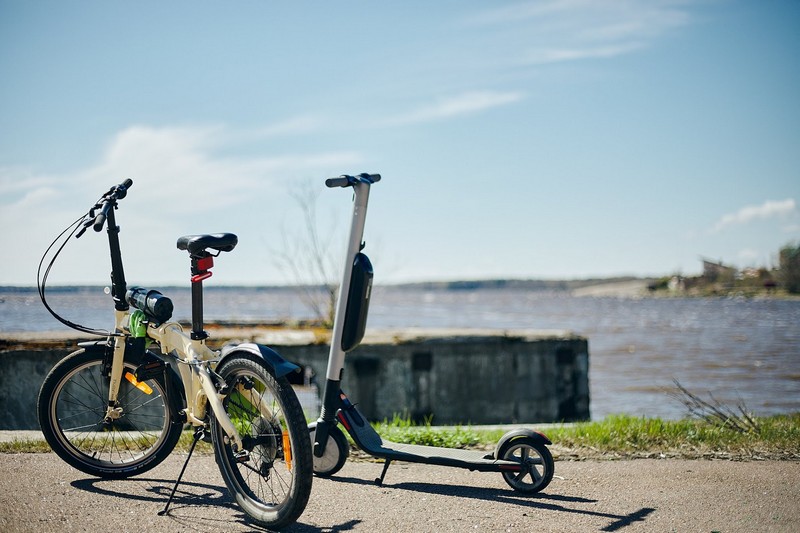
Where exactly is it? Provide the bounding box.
[282,431,292,470]
[124,372,153,395]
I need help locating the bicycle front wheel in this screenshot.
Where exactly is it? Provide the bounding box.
[211,353,313,529]
[37,347,182,479]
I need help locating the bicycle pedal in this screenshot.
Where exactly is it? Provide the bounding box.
[234,451,250,463]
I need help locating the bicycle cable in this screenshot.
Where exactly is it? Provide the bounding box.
[37,209,120,337]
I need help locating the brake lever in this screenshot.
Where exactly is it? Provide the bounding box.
[75,207,97,239]
[75,217,93,239]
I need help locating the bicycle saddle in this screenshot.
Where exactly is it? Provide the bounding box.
[177,233,238,256]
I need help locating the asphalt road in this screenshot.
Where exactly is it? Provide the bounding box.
[1,453,798,532]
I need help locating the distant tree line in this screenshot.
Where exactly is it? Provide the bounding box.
[780,243,800,294]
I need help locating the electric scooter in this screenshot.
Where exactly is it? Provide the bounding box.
[310,173,555,493]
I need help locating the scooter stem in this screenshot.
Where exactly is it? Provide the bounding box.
[315,176,374,457]
[325,179,371,381]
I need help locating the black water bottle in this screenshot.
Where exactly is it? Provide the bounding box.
[126,287,174,323]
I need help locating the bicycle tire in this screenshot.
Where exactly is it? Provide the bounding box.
[211,353,313,529]
[37,347,183,479]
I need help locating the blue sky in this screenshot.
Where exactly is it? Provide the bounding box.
[1,1,798,286]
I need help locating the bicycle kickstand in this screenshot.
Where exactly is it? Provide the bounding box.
[159,426,205,517]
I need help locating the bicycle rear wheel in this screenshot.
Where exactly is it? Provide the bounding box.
[211,353,313,529]
[37,347,182,479]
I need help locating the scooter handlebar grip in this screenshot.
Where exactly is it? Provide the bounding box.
[360,173,381,183]
[326,176,352,188]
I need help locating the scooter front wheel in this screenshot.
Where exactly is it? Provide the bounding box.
[497,437,554,493]
[308,421,349,477]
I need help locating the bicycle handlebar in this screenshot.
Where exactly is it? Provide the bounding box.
[325,173,381,188]
[92,201,114,232]
[80,179,133,235]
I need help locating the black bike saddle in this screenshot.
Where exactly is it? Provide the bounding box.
[177,233,238,256]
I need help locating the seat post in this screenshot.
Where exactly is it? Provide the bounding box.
[177,233,236,340]
[189,254,214,340]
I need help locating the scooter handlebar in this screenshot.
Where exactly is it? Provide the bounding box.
[325,176,352,188]
[325,173,381,188]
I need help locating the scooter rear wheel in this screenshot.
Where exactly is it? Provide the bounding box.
[308,421,349,477]
[497,437,554,493]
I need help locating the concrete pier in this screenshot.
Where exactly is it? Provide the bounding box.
[0,327,589,429]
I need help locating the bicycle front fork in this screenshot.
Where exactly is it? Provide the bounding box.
[103,334,128,423]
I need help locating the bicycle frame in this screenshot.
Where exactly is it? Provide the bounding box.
[99,204,263,452]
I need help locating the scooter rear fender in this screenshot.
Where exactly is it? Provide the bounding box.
[494,428,553,458]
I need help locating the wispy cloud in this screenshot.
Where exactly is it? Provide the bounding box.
[710,199,797,233]
[463,0,691,66]
[1,121,362,218]
[82,125,359,213]
[249,115,327,138]
[522,42,645,65]
[1,123,363,284]
[384,91,524,126]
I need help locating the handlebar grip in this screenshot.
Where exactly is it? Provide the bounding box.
[359,173,381,183]
[325,175,353,188]
[93,202,112,232]
[92,213,107,232]
[113,178,132,200]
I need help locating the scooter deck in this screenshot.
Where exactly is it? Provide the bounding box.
[338,403,521,473]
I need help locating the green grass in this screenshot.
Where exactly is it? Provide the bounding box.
[545,413,800,460]
[371,414,484,449]
[4,413,799,460]
[0,439,52,453]
[368,413,800,460]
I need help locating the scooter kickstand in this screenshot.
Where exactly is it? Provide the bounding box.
[375,459,392,486]
[159,426,205,516]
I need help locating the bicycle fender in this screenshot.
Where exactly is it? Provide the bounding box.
[494,428,553,458]
[77,339,113,354]
[219,342,300,378]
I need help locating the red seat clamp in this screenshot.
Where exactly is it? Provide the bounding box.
[191,272,213,283]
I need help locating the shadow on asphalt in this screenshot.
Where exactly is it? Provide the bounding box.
[333,475,655,532]
[71,476,234,507]
[71,476,362,533]
[70,473,654,532]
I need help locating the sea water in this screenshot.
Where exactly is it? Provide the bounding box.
[2,285,798,420]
